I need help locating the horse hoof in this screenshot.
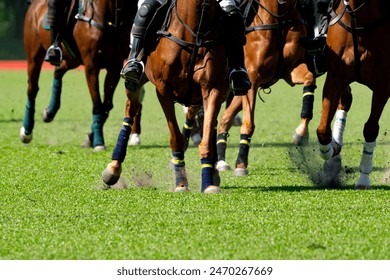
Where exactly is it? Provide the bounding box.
[292,131,309,146]
[203,185,221,194]
[102,164,121,186]
[129,133,141,145]
[233,168,248,176]
[19,127,32,143]
[216,160,231,171]
[191,133,201,146]
[232,114,242,126]
[81,133,92,148]
[94,145,107,152]
[321,154,342,186]
[42,108,54,123]
[355,174,371,190]
[174,185,190,192]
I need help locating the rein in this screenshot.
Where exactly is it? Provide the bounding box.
[76,0,121,31]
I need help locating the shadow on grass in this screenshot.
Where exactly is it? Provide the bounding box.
[284,142,390,191]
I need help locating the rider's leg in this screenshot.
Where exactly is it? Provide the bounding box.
[301,0,330,53]
[45,0,67,66]
[220,0,251,96]
[121,0,165,89]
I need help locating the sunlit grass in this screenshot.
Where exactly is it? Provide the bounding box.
[0,70,389,259]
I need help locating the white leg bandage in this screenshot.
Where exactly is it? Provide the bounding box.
[332,110,347,146]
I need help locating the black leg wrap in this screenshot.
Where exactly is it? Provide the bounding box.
[236,134,251,167]
[217,133,229,161]
[301,86,316,119]
[112,117,133,162]
[182,117,194,151]
[172,151,187,187]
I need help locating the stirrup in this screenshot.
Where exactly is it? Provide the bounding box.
[229,67,251,96]
[120,59,144,82]
[44,45,63,66]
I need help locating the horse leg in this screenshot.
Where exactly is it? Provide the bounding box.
[321,86,352,185]
[200,90,223,193]
[156,93,189,192]
[102,87,143,187]
[291,64,316,146]
[216,95,243,171]
[82,64,107,151]
[355,88,389,189]
[233,88,256,177]
[20,49,45,143]
[316,74,347,160]
[191,106,204,146]
[129,86,145,146]
[42,67,68,122]
[182,105,201,151]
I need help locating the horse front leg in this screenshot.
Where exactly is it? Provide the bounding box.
[316,75,346,160]
[321,86,352,185]
[20,56,44,143]
[355,88,389,189]
[216,95,243,172]
[102,87,142,187]
[199,90,223,193]
[156,93,189,192]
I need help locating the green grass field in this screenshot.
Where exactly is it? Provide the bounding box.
[0,69,389,259]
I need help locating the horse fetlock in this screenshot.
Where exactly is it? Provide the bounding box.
[318,142,334,160]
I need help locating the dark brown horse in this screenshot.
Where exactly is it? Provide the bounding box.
[317,0,389,189]
[216,0,316,176]
[20,0,137,150]
[102,0,229,193]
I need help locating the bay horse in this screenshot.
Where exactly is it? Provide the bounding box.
[317,0,389,189]
[102,0,229,193]
[216,0,316,176]
[20,0,137,150]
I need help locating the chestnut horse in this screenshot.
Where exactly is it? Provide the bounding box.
[102,0,229,193]
[20,0,137,150]
[216,0,316,176]
[317,0,389,189]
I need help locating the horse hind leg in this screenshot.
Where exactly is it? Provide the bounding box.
[129,86,145,146]
[216,95,242,172]
[292,85,316,145]
[355,88,389,189]
[42,67,68,122]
